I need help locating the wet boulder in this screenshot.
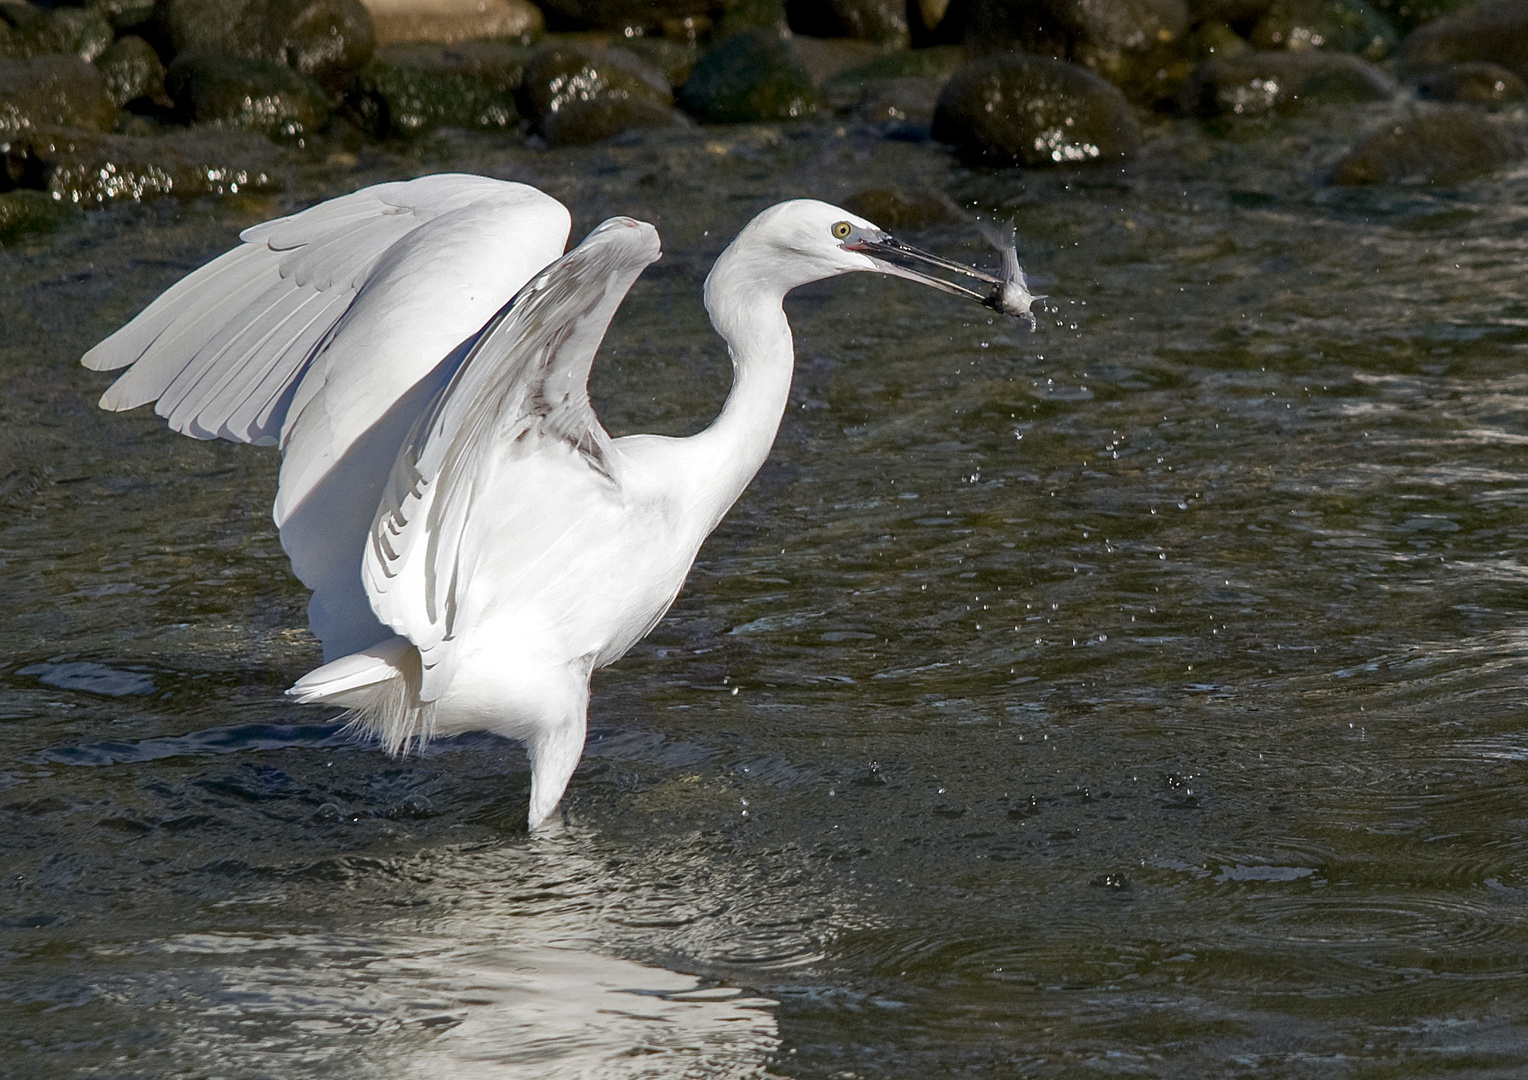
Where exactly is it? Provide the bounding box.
[618,36,700,88]
[1412,61,1527,104]
[0,4,114,61]
[1186,48,1396,115]
[958,0,1190,91]
[843,185,961,229]
[822,44,969,119]
[678,28,820,122]
[347,41,528,136]
[95,35,170,109]
[521,42,685,145]
[158,0,377,93]
[1330,106,1523,183]
[26,126,283,204]
[785,0,911,47]
[0,55,116,133]
[1249,0,1399,61]
[166,52,330,138]
[931,53,1141,166]
[87,0,159,36]
[362,0,543,45]
[536,0,717,34]
[1395,0,1528,82]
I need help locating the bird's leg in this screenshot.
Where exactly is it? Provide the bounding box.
[526,702,588,830]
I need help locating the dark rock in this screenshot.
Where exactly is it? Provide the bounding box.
[159,0,376,93]
[95,35,169,108]
[0,4,114,61]
[825,43,969,85]
[932,52,1141,166]
[1330,105,1523,182]
[1412,61,1527,104]
[166,52,330,137]
[1187,48,1396,115]
[1366,0,1476,35]
[714,0,789,39]
[786,0,910,47]
[789,34,888,84]
[0,187,67,237]
[844,75,945,126]
[1250,0,1398,60]
[678,28,820,122]
[86,0,159,35]
[22,125,283,203]
[536,0,717,34]
[1395,0,1528,82]
[843,185,961,228]
[367,0,543,46]
[1187,19,1252,59]
[618,36,700,88]
[521,42,685,144]
[960,0,1190,89]
[0,55,116,133]
[348,41,528,136]
[824,45,970,121]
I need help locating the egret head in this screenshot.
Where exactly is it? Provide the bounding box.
[710,198,1008,309]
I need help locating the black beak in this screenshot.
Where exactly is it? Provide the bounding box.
[846,234,1010,312]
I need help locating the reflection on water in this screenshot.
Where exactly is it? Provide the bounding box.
[5,110,1528,1076]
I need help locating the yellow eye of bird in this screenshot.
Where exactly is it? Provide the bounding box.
[832,221,851,239]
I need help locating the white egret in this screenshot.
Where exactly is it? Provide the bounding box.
[84,174,1028,828]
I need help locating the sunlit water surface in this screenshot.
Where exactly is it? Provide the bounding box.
[4,109,1528,1077]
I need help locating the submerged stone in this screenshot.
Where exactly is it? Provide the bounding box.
[0,55,116,134]
[159,0,377,93]
[22,126,282,204]
[0,188,67,238]
[166,52,330,138]
[1330,106,1524,183]
[1395,0,1528,82]
[95,35,169,109]
[363,0,543,45]
[678,28,819,122]
[1412,61,1527,104]
[932,52,1141,166]
[521,42,684,145]
[1187,48,1396,115]
[348,41,528,136]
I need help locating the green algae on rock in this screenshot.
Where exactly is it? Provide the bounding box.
[1186,48,1396,115]
[348,41,529,137]
[1330,105,1524,183]
[166,52,330,138]
[932,52,1141,166]
[0,55,117,134]
[94,35,170,110]
[521,42,684,145]
[678,28,819,123]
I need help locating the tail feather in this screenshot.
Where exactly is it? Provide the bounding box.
[287,635,436,754]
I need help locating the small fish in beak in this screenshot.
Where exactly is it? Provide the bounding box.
[978,223,1045,331]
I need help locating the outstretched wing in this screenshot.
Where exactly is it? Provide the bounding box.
[83,173,571,521]
[364,216,662,698]
[83,174,573,659]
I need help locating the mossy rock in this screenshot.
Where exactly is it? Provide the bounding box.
[349,42,532,137]
[678,28,820,122]
[166,52,330,139]
[0,5,114,61]
[27,126,283,204]
[0,187,68,239]
[158,0,376,93]
[0,55,117,134]
[95,35,169,109]
[1330,106,1524,183]
[932,53,1141,166]
[521,43,684,145]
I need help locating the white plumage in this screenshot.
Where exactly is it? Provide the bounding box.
[86,174,1007,827]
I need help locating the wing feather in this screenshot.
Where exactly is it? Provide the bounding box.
[363,216,662,697]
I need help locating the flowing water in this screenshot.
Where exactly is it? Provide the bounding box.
[4,107,1528,1077]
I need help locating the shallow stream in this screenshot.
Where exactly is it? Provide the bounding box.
[4,110,1528,1077]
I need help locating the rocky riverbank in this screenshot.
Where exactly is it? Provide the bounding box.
[0,0,1524,237]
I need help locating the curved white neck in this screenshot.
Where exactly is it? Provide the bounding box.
[685,247,796,533]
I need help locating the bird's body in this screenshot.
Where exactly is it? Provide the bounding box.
[85,174,1009,827]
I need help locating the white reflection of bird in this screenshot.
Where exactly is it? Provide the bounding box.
[85,174,1011,828]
